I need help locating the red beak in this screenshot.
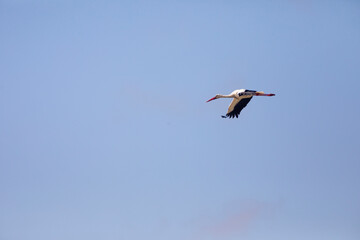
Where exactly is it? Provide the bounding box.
[206,97,217,102]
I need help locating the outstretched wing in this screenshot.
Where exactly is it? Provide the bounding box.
[225,97,253,118]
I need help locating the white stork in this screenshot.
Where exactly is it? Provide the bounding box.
[206,89,275,118]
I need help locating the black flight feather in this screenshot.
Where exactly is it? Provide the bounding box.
[224,97,253,118]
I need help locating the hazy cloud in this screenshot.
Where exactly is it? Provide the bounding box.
[191,200,274,239]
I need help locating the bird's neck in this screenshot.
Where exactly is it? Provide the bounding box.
[218,94,237,99]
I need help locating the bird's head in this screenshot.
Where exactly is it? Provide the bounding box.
[206,95,220,102]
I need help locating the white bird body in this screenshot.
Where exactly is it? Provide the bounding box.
[206,89,275,118]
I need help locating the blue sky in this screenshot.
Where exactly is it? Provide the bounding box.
[1,0,360,239]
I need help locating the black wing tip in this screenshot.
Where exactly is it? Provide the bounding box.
[221,113,241,119]
[221,114,239,119]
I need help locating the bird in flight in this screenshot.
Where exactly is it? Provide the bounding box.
[206,89,275,118]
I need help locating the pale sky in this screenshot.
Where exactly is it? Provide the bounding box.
[1,1,360,240]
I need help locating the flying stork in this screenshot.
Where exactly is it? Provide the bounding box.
[206,89,275,118]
